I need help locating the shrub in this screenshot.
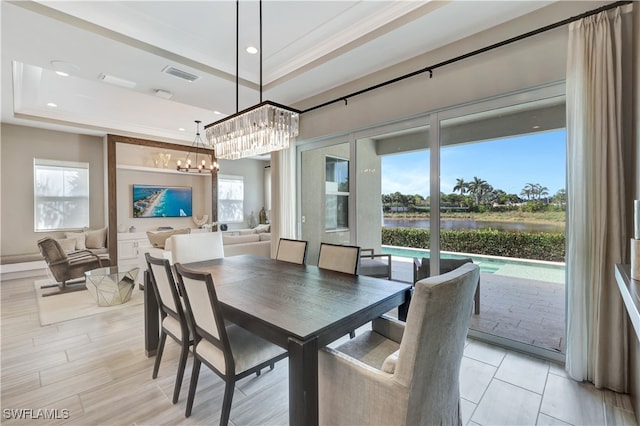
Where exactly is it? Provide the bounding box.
[381,227,565,262]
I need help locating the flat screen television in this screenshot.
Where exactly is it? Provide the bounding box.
[133,184,192,218]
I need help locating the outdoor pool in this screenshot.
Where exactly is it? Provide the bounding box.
[381,245,566,284]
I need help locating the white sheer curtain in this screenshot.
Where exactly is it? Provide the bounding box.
[565,5,632,392]
[269,142,297,257]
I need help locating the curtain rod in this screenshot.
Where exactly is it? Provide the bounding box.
[301,0,632,115]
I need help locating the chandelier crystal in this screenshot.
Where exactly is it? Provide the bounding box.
[177,120,219,173]
[205,101,299,160]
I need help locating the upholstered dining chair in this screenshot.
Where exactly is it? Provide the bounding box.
[318,242,361,338]
[275,238,308,264]
[37,237,110,297]
[318,263,480,426]
[170,231,224,264]
[145,253,191,404]
[173,263,288,426]
[414,256,481,314]
[317,242,361,275]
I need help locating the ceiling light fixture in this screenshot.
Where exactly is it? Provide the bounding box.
[177,120,219,174]
[206,0,300,160]
[98,73,137,89]
[246,46,258,54]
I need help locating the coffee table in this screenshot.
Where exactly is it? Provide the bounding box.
[85,266,139,306]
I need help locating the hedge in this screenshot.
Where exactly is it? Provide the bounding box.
[381,227,565,262]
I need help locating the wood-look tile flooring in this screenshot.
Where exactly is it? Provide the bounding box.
[1,274,637,426]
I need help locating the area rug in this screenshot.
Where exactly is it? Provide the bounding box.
[34,279,144,326]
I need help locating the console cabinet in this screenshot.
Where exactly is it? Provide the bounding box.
[117,232,151,283]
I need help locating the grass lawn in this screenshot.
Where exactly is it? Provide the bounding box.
[384,210,566,226]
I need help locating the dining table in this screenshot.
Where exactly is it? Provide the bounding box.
[143,254,412,426]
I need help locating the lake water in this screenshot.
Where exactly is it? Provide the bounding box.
[383,218,564,233]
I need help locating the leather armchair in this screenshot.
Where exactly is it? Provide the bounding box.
[37,237,110,296]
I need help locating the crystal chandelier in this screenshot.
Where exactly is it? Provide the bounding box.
[205,0,299,160]
[177,120,219,173]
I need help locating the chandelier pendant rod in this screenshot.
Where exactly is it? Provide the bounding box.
[236,0,240,114]
[259,0,262,103]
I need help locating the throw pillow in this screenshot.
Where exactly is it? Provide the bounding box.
[85,228,107,249]
[146,228,190,249]
[254,224,270,233]
[65,231,86,250]
[56,238,77,253]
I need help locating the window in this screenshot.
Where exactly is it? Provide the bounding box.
[325,156,349,231]
[34,159,90,231]
[218,175,244,223]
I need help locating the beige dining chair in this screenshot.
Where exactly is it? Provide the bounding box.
[318,263,480,425]
[317,242,361,275]
[174,263,288,426]
[145,253,191,404]
[317,242,361,338]
[276,238,308,264]
[170,231,224,264]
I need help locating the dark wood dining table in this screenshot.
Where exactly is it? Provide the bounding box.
[143,254,411,426]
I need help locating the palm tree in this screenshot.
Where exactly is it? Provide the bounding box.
[453,178,467,196]
[467,176,489,206]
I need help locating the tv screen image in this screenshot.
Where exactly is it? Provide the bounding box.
[133,184,192,218]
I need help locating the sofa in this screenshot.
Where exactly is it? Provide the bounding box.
[140,226,271,270]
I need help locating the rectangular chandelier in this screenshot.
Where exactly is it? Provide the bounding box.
[205,101,300,160]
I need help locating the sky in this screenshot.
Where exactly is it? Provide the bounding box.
[381,129,566,198]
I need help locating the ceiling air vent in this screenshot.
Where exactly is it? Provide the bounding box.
[162,66,200,83]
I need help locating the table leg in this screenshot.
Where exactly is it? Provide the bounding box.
[398,287,412,322]
[143,270,159,357]
[288,336,318,426]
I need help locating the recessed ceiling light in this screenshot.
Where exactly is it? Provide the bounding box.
[55,71,69,77]
[532,125,541,129]
[47,102,57,108]
[214,111,223,115]
[178,128,185,132]
[246,46,258,54]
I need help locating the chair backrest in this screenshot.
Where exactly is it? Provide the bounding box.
[145,252,185,324]
[174,263,232,374]
[317,243,361,274]
[395,262,480,424]
[170,231,224,264]
[413,256,473,284]
[276,238,308,264]
[37,237,68,264]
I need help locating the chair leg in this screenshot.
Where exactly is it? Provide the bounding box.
[220,378,235,426]
[172,339,190,404]
[152,331,167,379]
[185,358,201,418]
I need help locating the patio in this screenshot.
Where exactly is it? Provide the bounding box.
[389,256,566,354]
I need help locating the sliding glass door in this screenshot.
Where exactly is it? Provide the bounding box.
[438,91,567,360]
[297,83,566,360]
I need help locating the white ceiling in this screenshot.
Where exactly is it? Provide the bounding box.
[1,0,556,146]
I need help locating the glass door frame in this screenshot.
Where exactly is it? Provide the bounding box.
[296,81,566,362]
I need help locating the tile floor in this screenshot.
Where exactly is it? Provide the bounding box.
[1,273,637,425]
